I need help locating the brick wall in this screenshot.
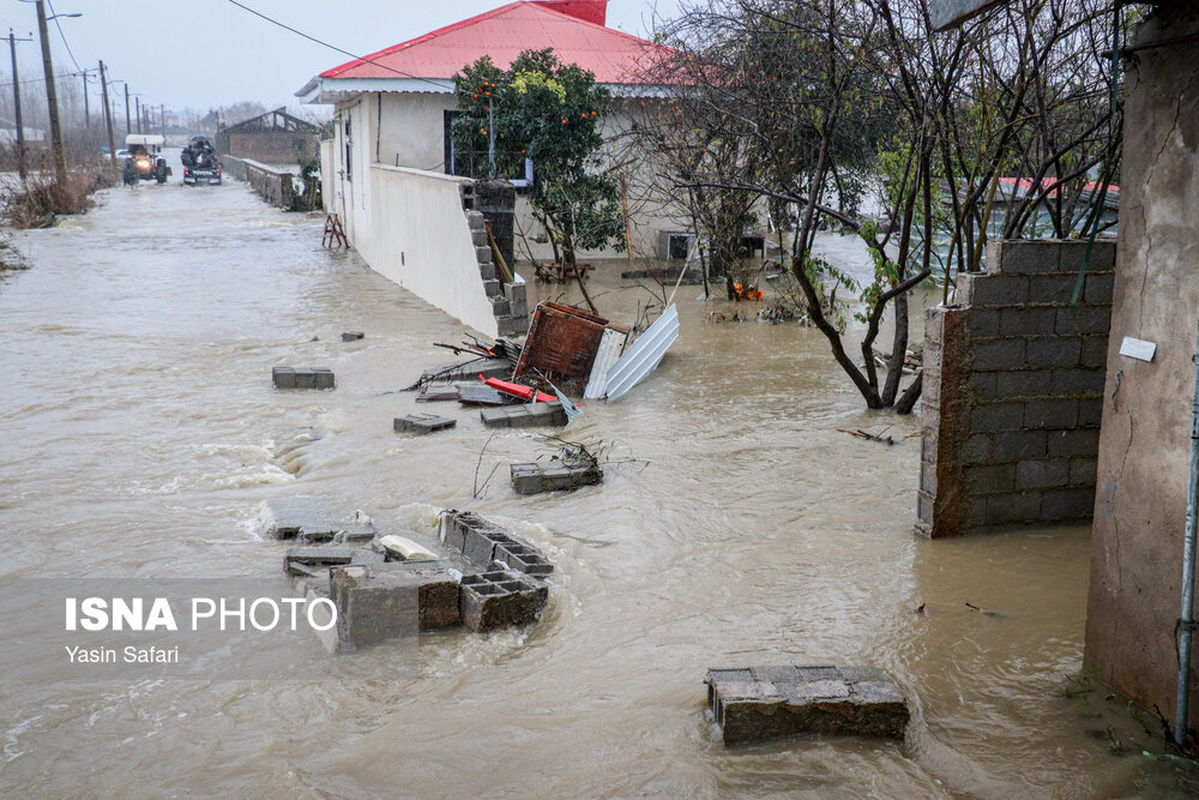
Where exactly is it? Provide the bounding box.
[916,239,1115,537]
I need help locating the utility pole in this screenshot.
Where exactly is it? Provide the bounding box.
[34,0,66,186]
[159,104,165,135]
[135,97,141,133]
[123,84,130,135]
[7,29,32,181]
[99,60,115,167]
[80,70,88,126]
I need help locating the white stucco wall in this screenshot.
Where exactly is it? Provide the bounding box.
[377,92,457,172]
[359,91,689,263]
[361,164,498,338]
[319,139,334,214]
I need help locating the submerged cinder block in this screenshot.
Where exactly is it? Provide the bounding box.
[438,510,554,576]
[459,570,548,632]
[381,561,462,631]
[480,401,568,429]
[510,458,602,495]
[272,366,296,388]
[330,565,420,647]
[394,413,457,435]
[705,665,909,745]
[273,366,334,390]
[493,540,553,577]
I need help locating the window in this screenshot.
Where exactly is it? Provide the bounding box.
[443,109,532,188]
[344,117,352,181]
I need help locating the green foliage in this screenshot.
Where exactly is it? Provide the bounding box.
[451,49,625,264]
[802,255,857,331]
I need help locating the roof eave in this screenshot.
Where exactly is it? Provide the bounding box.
[300,75,677,103]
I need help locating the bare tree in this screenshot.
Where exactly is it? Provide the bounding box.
[638,0,1120,412]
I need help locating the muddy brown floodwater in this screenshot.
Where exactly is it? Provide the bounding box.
[0,167,1188,798]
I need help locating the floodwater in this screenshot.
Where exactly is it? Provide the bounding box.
[0,162,1189,798]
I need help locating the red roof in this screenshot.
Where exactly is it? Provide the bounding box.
[319,1,668,86]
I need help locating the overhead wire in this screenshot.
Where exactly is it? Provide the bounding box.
[224,0,452,91]
[45,0,82,73]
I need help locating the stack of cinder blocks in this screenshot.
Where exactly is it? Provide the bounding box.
[706,665,909,745]
[271,501,555,651]
[439,510,554,576]
[465,207,528,338]
[918,239,1115,537]
[510,457,602,495]
[480,401,567,428]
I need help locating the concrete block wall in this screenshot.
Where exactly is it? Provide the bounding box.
[464,205,529,340]
[917,239,1115,537]
[227,155,295,207]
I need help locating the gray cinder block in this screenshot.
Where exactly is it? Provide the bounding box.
[394,413,457,435]
[706,665,909,745]
[458,570,548,632]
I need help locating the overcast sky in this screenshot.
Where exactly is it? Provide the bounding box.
[0,0,682,116]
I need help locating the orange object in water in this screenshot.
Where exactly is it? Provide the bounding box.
[732,281,764,301]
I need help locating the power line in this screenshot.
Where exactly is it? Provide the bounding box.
[0,68,85,89]
[46,0,81,73]
[224,0,451,92]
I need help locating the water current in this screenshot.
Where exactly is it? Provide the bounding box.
[0,158,1188,798]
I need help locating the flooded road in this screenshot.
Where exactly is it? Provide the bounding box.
[0,172,1182,798]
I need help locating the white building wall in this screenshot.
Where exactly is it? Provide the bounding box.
[319,139,334,214]
[376,92,457,171]
[322,95,498,337]
[366,91,689,264]
[361,164,498,338]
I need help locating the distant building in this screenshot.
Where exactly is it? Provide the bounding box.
[0,117,46,146]
[215,107,322,165]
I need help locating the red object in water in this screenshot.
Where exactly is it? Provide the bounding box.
[482,376,555,403]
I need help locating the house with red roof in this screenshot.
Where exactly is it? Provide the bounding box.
[295,1,680,335]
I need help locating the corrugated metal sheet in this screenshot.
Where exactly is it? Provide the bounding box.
[604,304,678,401]
[583,326,628,399]
[514,301,609,380]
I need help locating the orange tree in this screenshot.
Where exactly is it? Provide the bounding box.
[452,49,625,292]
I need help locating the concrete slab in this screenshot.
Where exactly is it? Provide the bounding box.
[284,546,354,577]
[374,534,439,562]
[394,413,457,435]
[706,665,909,745]
[259,497,341,540]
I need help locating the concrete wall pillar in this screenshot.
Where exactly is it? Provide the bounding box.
[1084,4,1199,732]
